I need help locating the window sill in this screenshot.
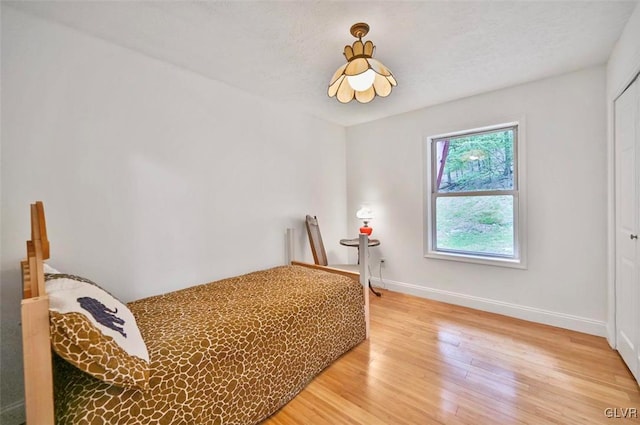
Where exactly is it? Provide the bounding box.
[424,251,527,269]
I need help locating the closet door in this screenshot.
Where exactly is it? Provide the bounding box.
[615,76,639,382]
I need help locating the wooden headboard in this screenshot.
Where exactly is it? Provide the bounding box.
[20,201,55,425]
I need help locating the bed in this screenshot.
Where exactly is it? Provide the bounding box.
[20,202,371,424]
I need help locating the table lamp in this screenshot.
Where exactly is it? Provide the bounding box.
[356,207,374,235]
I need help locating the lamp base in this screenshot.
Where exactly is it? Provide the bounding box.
[359,226,373,236]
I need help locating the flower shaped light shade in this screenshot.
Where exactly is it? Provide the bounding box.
[328,22,397,104]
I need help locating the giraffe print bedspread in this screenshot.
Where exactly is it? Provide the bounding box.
[53,265,366,424]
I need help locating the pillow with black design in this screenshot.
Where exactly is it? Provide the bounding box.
[45,274,150,390]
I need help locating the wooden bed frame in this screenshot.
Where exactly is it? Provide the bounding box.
[20,202,370,424]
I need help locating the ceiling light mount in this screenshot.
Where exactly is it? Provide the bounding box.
[350,22,370,39]
[328,22,397,104]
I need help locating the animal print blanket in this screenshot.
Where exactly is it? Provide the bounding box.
[53,265,366,424]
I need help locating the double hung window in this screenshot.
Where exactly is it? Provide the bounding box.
[426,123,525,267]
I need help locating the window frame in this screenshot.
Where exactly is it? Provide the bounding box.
[424,121,527,269]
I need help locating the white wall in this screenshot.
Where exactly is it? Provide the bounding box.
[0,7,347,422]
[606,2,640,346]
[347,66,607,335]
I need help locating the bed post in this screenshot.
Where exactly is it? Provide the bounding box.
[359,234,370,339]
[285,228,295,265]
[21,202,55,425]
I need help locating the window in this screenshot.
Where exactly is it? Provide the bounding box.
[425,123,525,267]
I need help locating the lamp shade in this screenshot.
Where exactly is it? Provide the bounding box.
[356,207,374,220]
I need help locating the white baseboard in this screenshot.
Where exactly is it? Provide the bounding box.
[1,400,25,425]
[371,277,607,337]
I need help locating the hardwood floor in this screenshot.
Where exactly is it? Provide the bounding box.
[263,290,640,425]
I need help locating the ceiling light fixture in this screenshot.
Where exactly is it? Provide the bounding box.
[328,22,397,104]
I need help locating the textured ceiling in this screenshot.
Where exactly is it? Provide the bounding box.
[7,1,637,126]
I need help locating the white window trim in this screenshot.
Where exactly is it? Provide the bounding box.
[423,120,528,269]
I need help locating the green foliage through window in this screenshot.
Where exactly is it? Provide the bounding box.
[436,196,514,256]
[435,129,514,193]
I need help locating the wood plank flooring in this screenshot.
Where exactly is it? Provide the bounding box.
[263,290,640,425]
